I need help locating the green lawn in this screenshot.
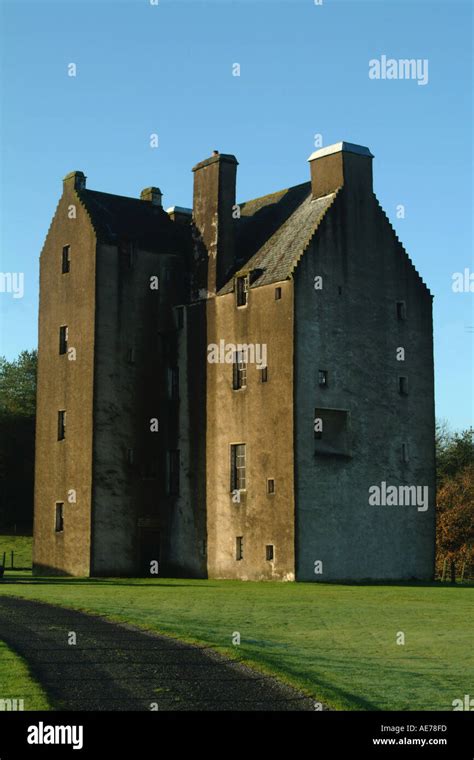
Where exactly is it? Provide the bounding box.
[0,535,32,569]
[0,639,51,710]
[0,572,471,711]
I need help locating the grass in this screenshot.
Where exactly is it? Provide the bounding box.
[0,535,32,569]
[0,570,472,711]
[0,639,51,710]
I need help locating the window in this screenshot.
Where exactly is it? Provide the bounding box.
[232,351,247,390]
[318,370,328,387]
[62,245,70,273]
[399,376,408,395]
[314,408,351,457]
[169,367,179,400]
[236,275,249,307]
[260,366,268,383]
[266,545,274,561]
[267,478,275,494]
[402,443,409,462]
[57,411,66,441]
[55,503,64,533]
[167,450,180,495]
[236,536,244,561]
[230,444,246,491]
[128,243,134,269]
[275,287,282,300]
[127,347,135,364]
[396,301,407,320]
[59,325,68,355]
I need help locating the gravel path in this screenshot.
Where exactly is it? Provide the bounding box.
[0,596,317,711]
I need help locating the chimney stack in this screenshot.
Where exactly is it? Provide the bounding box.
[63,171,86,192]
[140,187,163,206]
[308,142,373,199]
[192,152,238,296]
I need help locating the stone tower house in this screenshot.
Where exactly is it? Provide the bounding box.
[33,142,436,581]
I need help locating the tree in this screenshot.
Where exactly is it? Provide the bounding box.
[435,424,474,581]
[0,350,37,531]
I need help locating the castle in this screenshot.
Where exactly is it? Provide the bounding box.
[33,141,436,581]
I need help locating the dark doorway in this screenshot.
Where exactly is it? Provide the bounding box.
[139,529,161,577]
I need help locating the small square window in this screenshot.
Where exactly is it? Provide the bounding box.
[59,325,68,355]
[266,545,274,561]
[260,366,268,383]
[62,245,70,274]
[236,275,249,307]
[267,478,275,494]
[399,376,408,396]
[55,503,64,532]
[275,287,282,300]
[318,370,328,387]
[57,411,66,441]
[396,301,406,320]
[236,536,244,561]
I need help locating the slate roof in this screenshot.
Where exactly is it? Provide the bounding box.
[77,189,189,253]
[219,184,338,294]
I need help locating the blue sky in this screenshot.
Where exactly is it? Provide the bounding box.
[0,0,472,430]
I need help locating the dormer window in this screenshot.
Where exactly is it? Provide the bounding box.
[236,275,249,307]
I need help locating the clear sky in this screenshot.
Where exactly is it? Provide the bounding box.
[0,0,472,430]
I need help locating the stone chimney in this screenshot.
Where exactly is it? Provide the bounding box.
[140,187,163,206]
[192,151,238,296]
[307,142,373,199]
[63,171,86,192]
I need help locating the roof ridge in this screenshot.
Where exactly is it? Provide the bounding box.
[239,180,311,210]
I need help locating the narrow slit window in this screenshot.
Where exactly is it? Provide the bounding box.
[127,347,135,364]
[230,444,246,491]
[267,478,275,494]
[318,370,328,387]
[232,351,247,390]
[169,367,179,400]
[402,443,409,462]
[62,245,70,274]
[236,536,243,561]
[55,503,64,532]
[399,376,408,396]
[266,545,274,561]
[236,275,249,307]
[396,301,406,320]
[260,366,268,383]
[275,287,282,300]
[167,450,180,495]
[59,325,68,355]
[57,411,66,441]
